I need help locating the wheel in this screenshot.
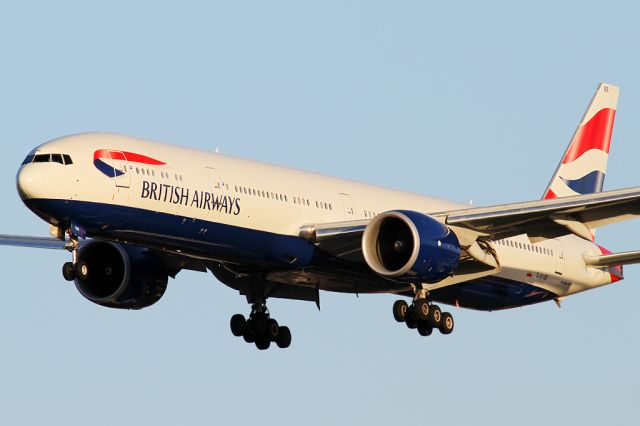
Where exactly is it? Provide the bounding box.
[439,312,454,335]
[62,262,75,281]
[417,322,433,336]
[74,260,90,281]
[243,329,255,343]
[251,314,268,336]
[405,311,418,329]
[266,319,279,341]
[429,305,442,327]
[392,300,409,322]
[255,338,271,350]
[230,314,247,337]
[413,299,430,321]
[276,326,292,348]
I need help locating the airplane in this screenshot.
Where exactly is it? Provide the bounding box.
[3,82,640,350]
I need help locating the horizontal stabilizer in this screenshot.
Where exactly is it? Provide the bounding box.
[583,250,640,267]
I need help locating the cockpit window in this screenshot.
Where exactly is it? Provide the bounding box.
[23,153,73,165]
[33,154,51,163]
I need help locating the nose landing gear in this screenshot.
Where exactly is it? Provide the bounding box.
[61,230,81,282]
[392,298,455,336]
[230,303,292,350]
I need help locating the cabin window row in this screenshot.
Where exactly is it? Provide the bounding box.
[315,200,333,211]
[235,185,288,202]
[130,166,183,182]
[232,185,334,211]
[495,239,553,256]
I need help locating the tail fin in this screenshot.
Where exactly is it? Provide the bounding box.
[542,83,619,200]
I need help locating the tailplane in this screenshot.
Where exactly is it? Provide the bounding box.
[542,83,619,200]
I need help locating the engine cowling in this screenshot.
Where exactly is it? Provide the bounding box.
[74,241,169,309]
[362,210,460,283]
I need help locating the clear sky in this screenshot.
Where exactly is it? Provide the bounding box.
[1,1,639,425]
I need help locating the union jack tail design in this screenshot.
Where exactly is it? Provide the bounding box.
[542,83,619,200]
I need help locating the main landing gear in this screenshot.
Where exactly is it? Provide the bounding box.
[229,303,292,350]
[392,298,455,336]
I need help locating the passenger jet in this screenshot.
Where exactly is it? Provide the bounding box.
[3,83,640,350]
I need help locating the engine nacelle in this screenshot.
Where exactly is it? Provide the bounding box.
[74,241,168,309]
[362,210,460,283]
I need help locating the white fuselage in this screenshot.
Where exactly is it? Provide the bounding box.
[16,133,618,310]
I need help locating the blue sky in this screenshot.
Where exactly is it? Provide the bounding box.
[1,1,639,425]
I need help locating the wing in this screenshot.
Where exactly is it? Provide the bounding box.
[432,186,640,240]
[301,186,640,252]
[299,186,640,288]
[0,234,69,250]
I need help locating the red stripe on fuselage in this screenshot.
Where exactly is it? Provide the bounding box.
[93,149,166,165]
[562,108,616,164]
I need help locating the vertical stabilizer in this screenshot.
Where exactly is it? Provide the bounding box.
[542,83,619,200]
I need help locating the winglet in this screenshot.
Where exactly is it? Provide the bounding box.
[543,83,619,200]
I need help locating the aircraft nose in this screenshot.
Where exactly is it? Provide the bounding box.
[16,165,44,199]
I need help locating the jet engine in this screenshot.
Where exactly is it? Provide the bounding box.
[362,210,460,283]
[73,240,169,309]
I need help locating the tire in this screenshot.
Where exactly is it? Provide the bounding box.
[405,311,418,329]
[439,312,454,335]
[276,326,292,349]
[417,322,433,336]
[62,262,75,281]
[230,314,247,337]
[255,338,271,350]
[392,300,409,322]
[429,305,442,327]
[251,314,268,336]
[243,329,255,343]
[413,299,430,321]
[74,260,90,281]
[266,319,279,341]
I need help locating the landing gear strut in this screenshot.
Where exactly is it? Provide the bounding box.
[392,297,455,336]
[230,303,292,350]
[62,231,79,282]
